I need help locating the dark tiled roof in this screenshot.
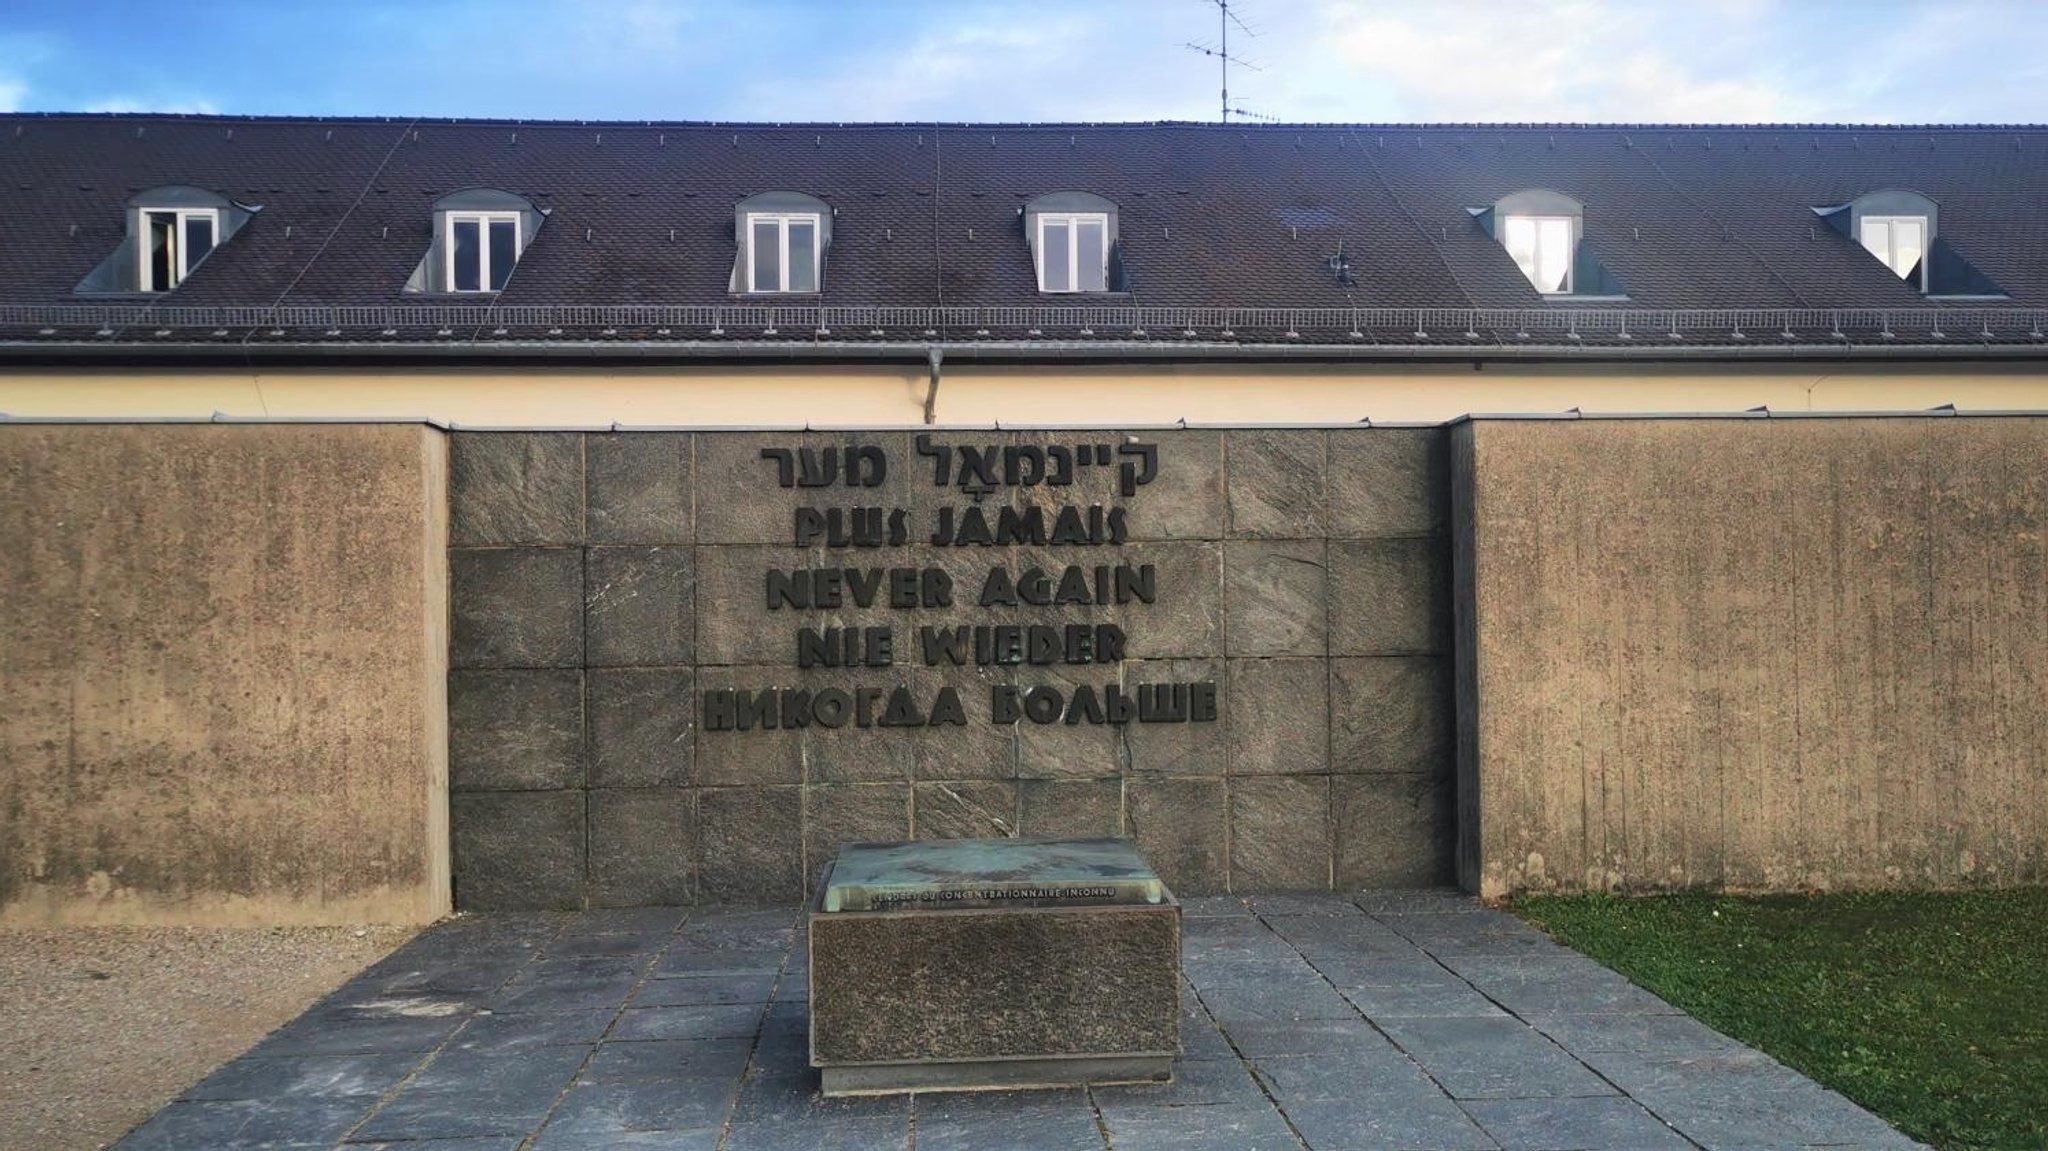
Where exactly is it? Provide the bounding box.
[2,115,2047,355]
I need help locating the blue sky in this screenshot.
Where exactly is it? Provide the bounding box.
[2,0,2043,124]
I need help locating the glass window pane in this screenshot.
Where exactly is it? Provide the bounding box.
[1538,218,1573,292]
[182,213,215,270]
[752,219,781,291]
[1042,220,1071,291]
[788,220,817,292]
[452,219,481,292]
[1892,219,1924,282]
[146,212,175,290]
[1858,218,1891,262]
[1503,217,1539,285]
[488,219,518,290]
[1076,220,1107,291]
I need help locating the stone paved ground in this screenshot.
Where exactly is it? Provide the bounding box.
[113,894,1925,1151]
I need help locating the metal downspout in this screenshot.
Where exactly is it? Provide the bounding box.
[924,346,943,424]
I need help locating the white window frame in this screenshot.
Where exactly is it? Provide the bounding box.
[1858,214,1930,291]
[1036,211,1110,293]
[1502,214,1575,295]
[444,210,523,294]
[137,206,220,292]
[745,212,823,294]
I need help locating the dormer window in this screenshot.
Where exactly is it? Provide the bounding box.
[1813,190,2007,298]
[141,207,218,292]
[1502,215,1573,294]
[1469,189,1624,299]
[1809,190,2006,297]
[404,188,546,296]
[730,193,831,295]
[1037,213,1108,293]
[74,185,254,296]
[1857,215,1928,289]
[448,211,521,293]
[1022,192,1122,294]
[747,212,820,293]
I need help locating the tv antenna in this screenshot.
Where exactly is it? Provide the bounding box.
[1185,0,1265,123]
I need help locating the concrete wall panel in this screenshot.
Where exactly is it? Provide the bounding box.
[0,424,449,925]
[1458,416,2048,898]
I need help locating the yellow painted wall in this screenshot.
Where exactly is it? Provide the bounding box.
[2,363,2045,426]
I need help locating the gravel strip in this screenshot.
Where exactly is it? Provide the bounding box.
[0,924,416,1151]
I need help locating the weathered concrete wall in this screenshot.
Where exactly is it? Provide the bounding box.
[447,428,1455,909]
[1455,416,2048,898]
[0,424,450,925]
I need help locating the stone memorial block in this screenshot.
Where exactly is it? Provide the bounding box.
[808,837,1181,1095]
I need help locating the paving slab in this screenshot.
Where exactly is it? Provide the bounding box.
[1338,978,1510,1019]
[451,1007,617,1051]
[536,1078,737,1138]
[347,1083,560,1142]
[120,1097,368,1151]
[348,1130,520,1138]
[243,1011,468,1058]
[612,1002,766,1041]
[180,1052,423,1102]
[487,975,642,1015]
[915,1109,1107,1151]
[530,1129,720,1151]
[1099,1102,1304,1151]
[1280,1093,1498,1151]
[1093,1055,1272,1107]
[579,1037,753,1083]
[107,895,1925,1151]
[1458,1095,1694,1150]
[1376,1014,1620,1100]
[1438,953,1683,1016]
[913,1086,1109,1151]
[1524,1011,1750,1058]
[629,972,778,1007]
[1247,1051,1444,1103]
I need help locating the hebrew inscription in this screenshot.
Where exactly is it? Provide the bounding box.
[702,434,1218,733]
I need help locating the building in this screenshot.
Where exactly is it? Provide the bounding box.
[3,116,2046,422]
[2,116,2043,924]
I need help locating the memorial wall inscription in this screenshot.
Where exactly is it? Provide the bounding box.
[446,428,1456,911]
[702,435,1220,734]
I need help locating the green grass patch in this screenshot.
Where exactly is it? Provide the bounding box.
[1513,889,2048,1151]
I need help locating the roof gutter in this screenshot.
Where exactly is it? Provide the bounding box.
[2,338,2048,368]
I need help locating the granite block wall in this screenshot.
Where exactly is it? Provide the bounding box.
[449,428,1454,910]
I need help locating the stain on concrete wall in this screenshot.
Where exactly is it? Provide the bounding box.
[0,425,450,925]
[1456,416,2048,898]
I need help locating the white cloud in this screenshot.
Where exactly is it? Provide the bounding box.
[550,0,699,70]
[0,77,25,112]
[746,14,1111,121]
[1311,0,1821,122]
[81,96,221,115]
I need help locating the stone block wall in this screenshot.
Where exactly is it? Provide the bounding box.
[448,428,1455,909]
[1454,415,2048,898]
